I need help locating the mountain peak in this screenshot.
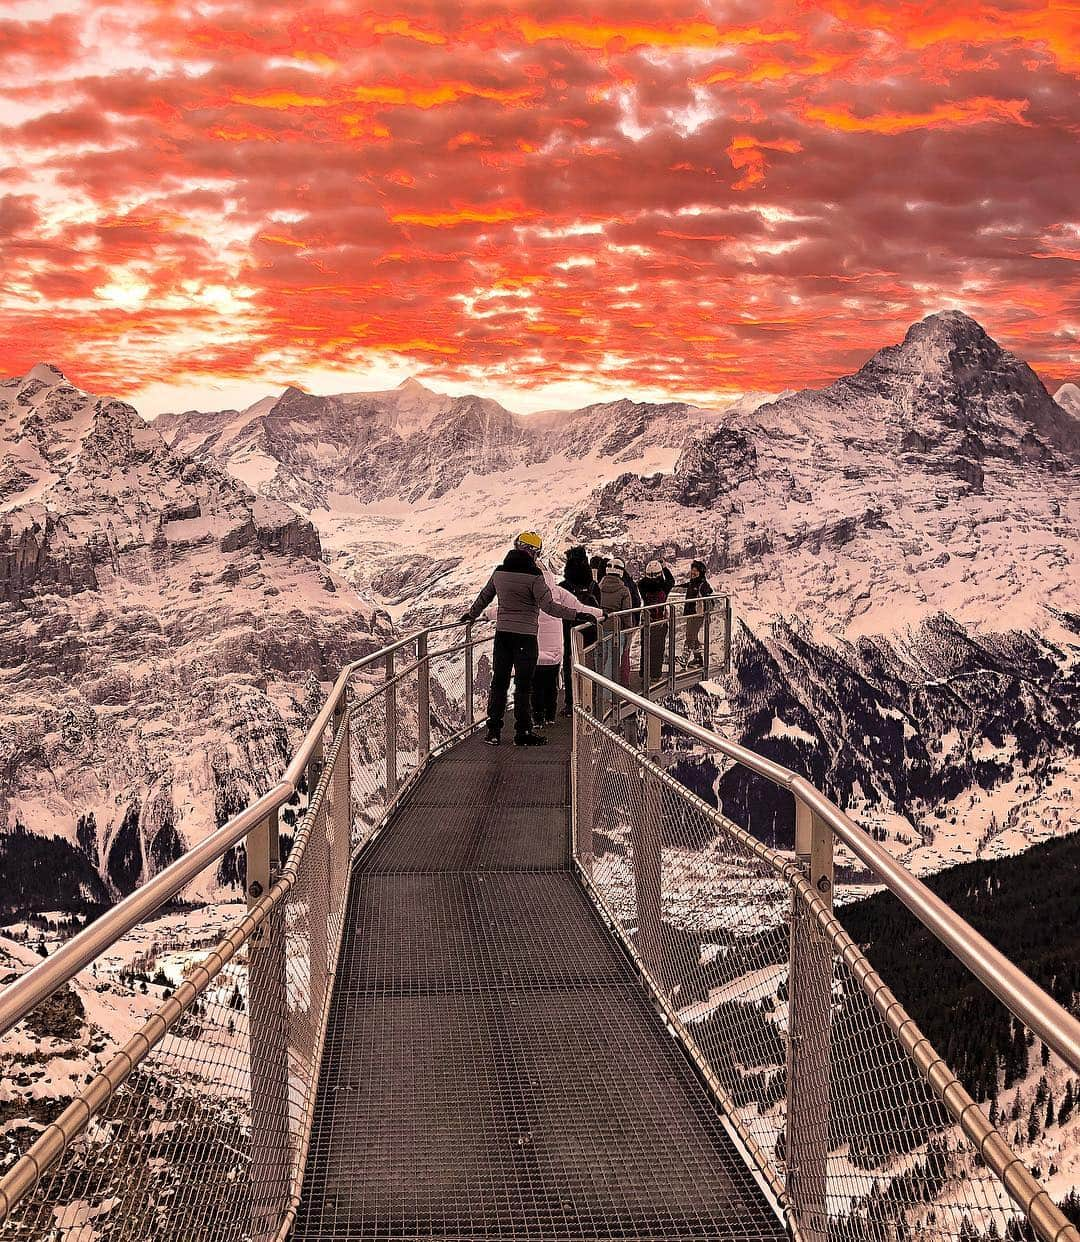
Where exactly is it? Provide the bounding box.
[25,362,68,387]
[396,376,432,393]
[1054,383,1080,419]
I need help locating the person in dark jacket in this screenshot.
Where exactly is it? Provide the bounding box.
[681,559,713,667]
[463,531,601,746]
[621,562,642,627]
[560,546,599,714]
[598,559,633,685]
[638,558,675,683]
[589,554,608,584]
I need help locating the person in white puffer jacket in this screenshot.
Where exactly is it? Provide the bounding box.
[532,560,580,727]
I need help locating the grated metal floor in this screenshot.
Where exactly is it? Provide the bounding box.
[294,718,786,1241]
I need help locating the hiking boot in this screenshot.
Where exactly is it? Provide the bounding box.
[485,730,501,746]
[514,732,547,747]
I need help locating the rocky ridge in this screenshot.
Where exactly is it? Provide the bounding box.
[154,376,723,513]
[0,365,391,907]
[571,311,1079,637]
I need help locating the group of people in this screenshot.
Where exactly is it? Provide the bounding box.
[462,531,713,747]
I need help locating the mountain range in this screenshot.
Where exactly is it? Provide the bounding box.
[1,310,1077,903]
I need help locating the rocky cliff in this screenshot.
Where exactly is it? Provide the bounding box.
[0,365,391,908]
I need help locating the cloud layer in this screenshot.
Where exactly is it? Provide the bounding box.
[1,0,1077,404]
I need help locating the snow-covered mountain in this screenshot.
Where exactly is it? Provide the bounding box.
[0,364,390,908]
[153,378,748,614]
[573,311,1079,637]
[4,312,1077,904]
[152,310,1079,874]
[1056,383,1080,421]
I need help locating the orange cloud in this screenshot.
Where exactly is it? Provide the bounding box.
[391,203,539,228]
[512,17,799,52]
[804,96,1032,134]
[726,135,803,190]
[1,0,1077,401]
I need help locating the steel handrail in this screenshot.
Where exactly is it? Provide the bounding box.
[574,660,1080,1075]
[0,617,491,1041]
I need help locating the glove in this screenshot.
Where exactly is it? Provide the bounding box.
[588,606,603,619]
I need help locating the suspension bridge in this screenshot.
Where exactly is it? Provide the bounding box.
[1,598,1078,1241]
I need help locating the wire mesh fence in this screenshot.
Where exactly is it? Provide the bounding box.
[0,711,352,1242]
[0,621,497,1241]
[572,704,1079,1242]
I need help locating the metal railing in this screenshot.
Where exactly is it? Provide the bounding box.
[0,619,494,1241]
[3,588,1077,1242]
[571,621,1080,1242]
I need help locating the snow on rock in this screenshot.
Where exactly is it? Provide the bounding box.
[0,365,392,906]
[571,310,1079,638]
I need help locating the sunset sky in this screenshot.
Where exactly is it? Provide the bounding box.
[2,0,1078,416]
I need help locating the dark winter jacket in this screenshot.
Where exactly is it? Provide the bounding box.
[560,560,600,648]
[638,565,675,615]
[597,571,632,622]
[562,547,594,593]
[622,572,641,627]
[466,548,587,635]
[683,562,714,615]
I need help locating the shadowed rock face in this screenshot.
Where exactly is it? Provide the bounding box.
[0,366,391,903]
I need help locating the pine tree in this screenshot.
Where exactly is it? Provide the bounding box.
[1058,1079,1075,1126]
[1045,1091,1055,1130]
[1026,1100,1040,1144]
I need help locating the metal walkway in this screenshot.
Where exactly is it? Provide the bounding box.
[294,719,786,1241]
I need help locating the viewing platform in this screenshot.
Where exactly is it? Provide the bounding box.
[1,598,1078,1242]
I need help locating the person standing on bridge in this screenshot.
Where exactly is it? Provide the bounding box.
[597,559,633,685]
[681,559,713,668]
[533,555,582,728]
[462,531,602,746]
[638,558,675,683]
[559,545,600,716]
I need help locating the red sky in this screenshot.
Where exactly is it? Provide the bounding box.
[1,0,1078,414]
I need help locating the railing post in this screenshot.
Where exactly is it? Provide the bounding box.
[724,597,733,673]
[786,796,834,1242]
[246,809,290,1242]
[464,622,475,726]
[702,598,712,678]
[308,740,328,1022]
[385,649,398,798]
[641,609,651,694]
[416,632,430,763]
[632,712,664,984]
[667,601,677,694]
[571,628,594,876]
[331,696,350,910]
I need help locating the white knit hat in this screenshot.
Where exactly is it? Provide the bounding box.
[645,559,663,575]
[609,558,625,573]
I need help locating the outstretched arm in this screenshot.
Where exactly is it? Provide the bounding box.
[535,577,599,620]
[462,575,497,621]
